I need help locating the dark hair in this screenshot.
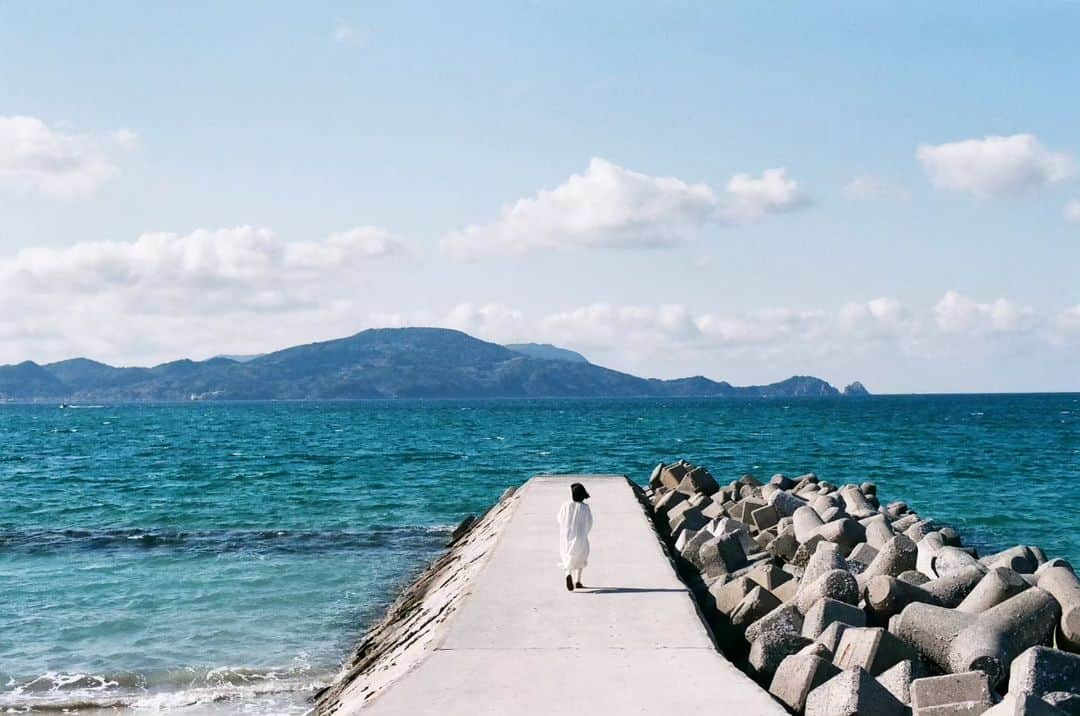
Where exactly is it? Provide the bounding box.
[571,483,590,502]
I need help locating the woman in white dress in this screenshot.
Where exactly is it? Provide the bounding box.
[556,482,593,591]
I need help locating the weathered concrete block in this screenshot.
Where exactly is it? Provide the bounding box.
[731,585,783,630]
[792,534,826,568]
[794,505,827,543]
[770,473,797,490]
[678,528,712,566]
[894,588,1061,686]
[769,653,840,712]
[982,545,1040,575]
[983,694,1068,715]
[802,597,867,639]
[773,578,799,604]
[934,546,985,579]
[866,514,897,549]
[769,489,809,519]
[745,603,804,644]
[900,569,933,585]
[700,500,725,520]
[653,488,688,516]
[870,565,988,619]
[939,526,963,547]
[658,461,690,490]
[840,485,878,519]
[648,462,665,490]
[751,504,780,531]
[1042,692,1080,714]
[730,498,766,523]
[819,506,844,523]
[905,519,941,543]
[911,672,992,715]
[767,529,799,561]
[1008,646,1080,700]
[805,667,908,716]
[1035,558,1074,578]
[677,465,720,496]
[957,567,1030,614]
[802,541,846,585]
[709,575,754,616]
[669,505,709,539]
[746,562,791,591]
[849,542,881,569]
[887,501,911,519]
[1035,566,1080,652]
[857,534,919,590]
[750,629,813,679]
[673,526,698,553]
[698,534,748,578]
[877,660,913,705]
[834,626,918,675]
[916,531,945,577]
[811,493,842,519]
[814,518,867,553]
[816,621,853,656]
[795,569,860,614]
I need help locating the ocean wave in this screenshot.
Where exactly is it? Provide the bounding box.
[0,666,327,714]
[0,524,452,557]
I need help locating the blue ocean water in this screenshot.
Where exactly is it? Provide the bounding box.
[1,395,1078,712]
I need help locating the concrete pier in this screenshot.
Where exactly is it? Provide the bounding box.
[355,474,783,715]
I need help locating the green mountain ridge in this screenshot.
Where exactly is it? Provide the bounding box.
[0,327,867,402]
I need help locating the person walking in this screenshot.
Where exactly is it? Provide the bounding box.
[556,482,593,591]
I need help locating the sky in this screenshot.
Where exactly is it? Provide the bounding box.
[1,1,1079,393]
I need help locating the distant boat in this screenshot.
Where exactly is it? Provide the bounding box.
[58,403,71,409]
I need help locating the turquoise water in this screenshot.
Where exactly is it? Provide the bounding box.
[2,396,1078,712]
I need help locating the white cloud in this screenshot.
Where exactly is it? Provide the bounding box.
[933,290,1036,334]
[843,175,911,201]
[441,158,809,257]
[917,133,1075,198]
[0,115,135,199]
[0,226,406,363]
[1064,198,1080,223]
[541,303,702,349]
[442,303,526,340]
[721,168,809,222]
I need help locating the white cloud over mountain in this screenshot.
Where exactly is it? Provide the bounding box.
[441,158,809,257]
[917,133,1075,198]
[0,116,136,199]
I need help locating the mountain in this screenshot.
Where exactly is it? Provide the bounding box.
[843,381,871,396]
[0,327,867,402]
[505,343,589,364]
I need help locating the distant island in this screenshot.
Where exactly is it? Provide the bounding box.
[0,327,869,402]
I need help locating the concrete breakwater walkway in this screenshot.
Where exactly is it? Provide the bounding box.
[318,475,783,715]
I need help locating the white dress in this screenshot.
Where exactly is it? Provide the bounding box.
[557,501,593,571]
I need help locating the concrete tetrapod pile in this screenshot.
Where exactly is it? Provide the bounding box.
[646,460,1080,716]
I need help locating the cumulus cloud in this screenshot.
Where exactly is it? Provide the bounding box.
[843,175,911,201]
[0,226,406,363]
[933,290,1036,334]
[0,115,135,199]
[1064,199,1080,223]
[441,158,809,257]
[917,133,1075,198]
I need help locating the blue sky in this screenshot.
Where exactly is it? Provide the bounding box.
[1,2,1079,392]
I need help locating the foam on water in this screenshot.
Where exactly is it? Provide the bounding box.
[1,396,1078,711]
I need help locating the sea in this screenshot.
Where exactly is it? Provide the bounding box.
[2,395,1078,713]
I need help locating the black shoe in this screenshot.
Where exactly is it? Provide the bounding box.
[575,582,585,589]
[565,575,574,591]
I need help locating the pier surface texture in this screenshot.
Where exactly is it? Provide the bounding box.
[355,474,783,715]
